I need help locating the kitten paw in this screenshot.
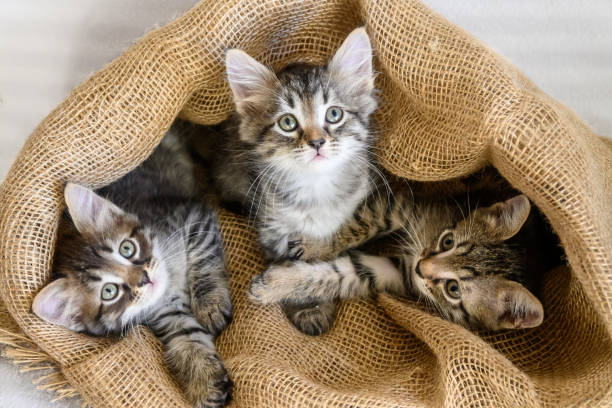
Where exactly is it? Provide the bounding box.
[247,273,274,305]
[168,344,233,408]
[192,291,233,338]
[248,264,299,305]
[281,300,338,336]
[286,239,304,260]
[184,355,233,408]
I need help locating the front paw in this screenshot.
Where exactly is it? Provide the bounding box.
[248,264,295,305]
[183,354,233,408]
[248,273,275,305]
[281,300,338,336]
[192,291,233,337]
[286,239,304,260]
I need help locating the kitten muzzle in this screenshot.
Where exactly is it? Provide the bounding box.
[138,270,152,287]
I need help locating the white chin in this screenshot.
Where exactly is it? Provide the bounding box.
[145,269,169,305]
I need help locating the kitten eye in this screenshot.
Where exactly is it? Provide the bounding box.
[445,279,461,299]
[119,239,136,259]
[325,106,343,124]
[440,232,455,251]
[101,283,119,301]
[278,114,298,132]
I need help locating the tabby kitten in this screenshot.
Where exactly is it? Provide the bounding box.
[192,27,378,335]
[32,129,233,407]
[249,194,550,331]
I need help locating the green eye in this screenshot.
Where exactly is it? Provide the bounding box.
[119,239,136,259]
[278,114,298,132]
[101,283,119,301]
[440,232,454,251]
[445,279,461,299]
[325,106,343,123]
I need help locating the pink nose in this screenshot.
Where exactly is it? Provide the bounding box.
[417,259,438,280]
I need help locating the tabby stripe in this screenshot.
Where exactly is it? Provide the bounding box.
[95,304,104,321]
[352,210,371,234]
[156,310,190,321]
[348,251,376,290]
[130,226,142,237]
[83,270,101,282]
[257,123,274,142]
[458,243,475,256]
[463,266,479,276]
[383,194,396,231]
[132,257,151,266]
[191,278,218,299]
[458,303,470,323]
[164,327,208,342]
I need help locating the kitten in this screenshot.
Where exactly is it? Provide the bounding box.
[32,128,233,407]
[190,27,378,335]
[249,193,558,331]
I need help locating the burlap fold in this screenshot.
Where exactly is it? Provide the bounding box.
[0,0,610,407]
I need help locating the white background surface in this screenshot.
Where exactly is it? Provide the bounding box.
[0,1,611,407]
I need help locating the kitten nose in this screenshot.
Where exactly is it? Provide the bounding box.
[308,138,325,150]
[139,271,151,287]
[417,259,437,280]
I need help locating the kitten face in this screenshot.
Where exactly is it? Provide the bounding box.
[410,195,544,330]
[32,184,169,335]
[225,27,377,175]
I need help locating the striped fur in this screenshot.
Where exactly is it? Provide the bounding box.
[190,28,378,335]
[33,126,232,407]
[250,192,555,331]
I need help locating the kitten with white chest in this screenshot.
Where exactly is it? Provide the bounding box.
[32,129,233,407]
[191,27,378,335]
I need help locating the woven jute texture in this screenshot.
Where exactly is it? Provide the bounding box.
[0,0,611,407]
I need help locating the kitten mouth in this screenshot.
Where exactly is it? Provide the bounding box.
[310,152,327,161]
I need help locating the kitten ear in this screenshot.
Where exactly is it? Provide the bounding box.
[492,281,544,330]
[32,278,82,330]
[64,183,124,235]
[225,49,276,103]
[478,194,531,241]
[329,27,374,91]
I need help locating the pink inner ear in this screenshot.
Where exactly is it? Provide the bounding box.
[39,296,65,321]
[32,279,74,328]
[498,287,544,329]
[225,50,273,101]
[331,28,372,77]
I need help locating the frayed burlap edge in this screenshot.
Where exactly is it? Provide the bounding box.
[0,300,80,404]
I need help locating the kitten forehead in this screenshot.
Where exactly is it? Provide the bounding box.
[277,88,338,124]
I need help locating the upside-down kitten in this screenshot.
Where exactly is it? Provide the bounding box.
[32,129,233,407]
[190,27,378,335]
[250,193,561,331]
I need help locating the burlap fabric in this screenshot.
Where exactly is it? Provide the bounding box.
[0,0,610,406]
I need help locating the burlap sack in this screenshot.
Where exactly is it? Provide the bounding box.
[0,0,610,407]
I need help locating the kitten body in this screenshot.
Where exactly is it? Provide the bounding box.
[33,127,233,407]
[250,190,559,331]
[191,28,378,334]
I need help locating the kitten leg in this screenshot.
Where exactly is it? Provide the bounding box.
[151,312,232,407]
[249,252,403,304]
[294,192,415,262]
[250,252,404,336]
[185,209,233,337]
[258,224,294,261]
